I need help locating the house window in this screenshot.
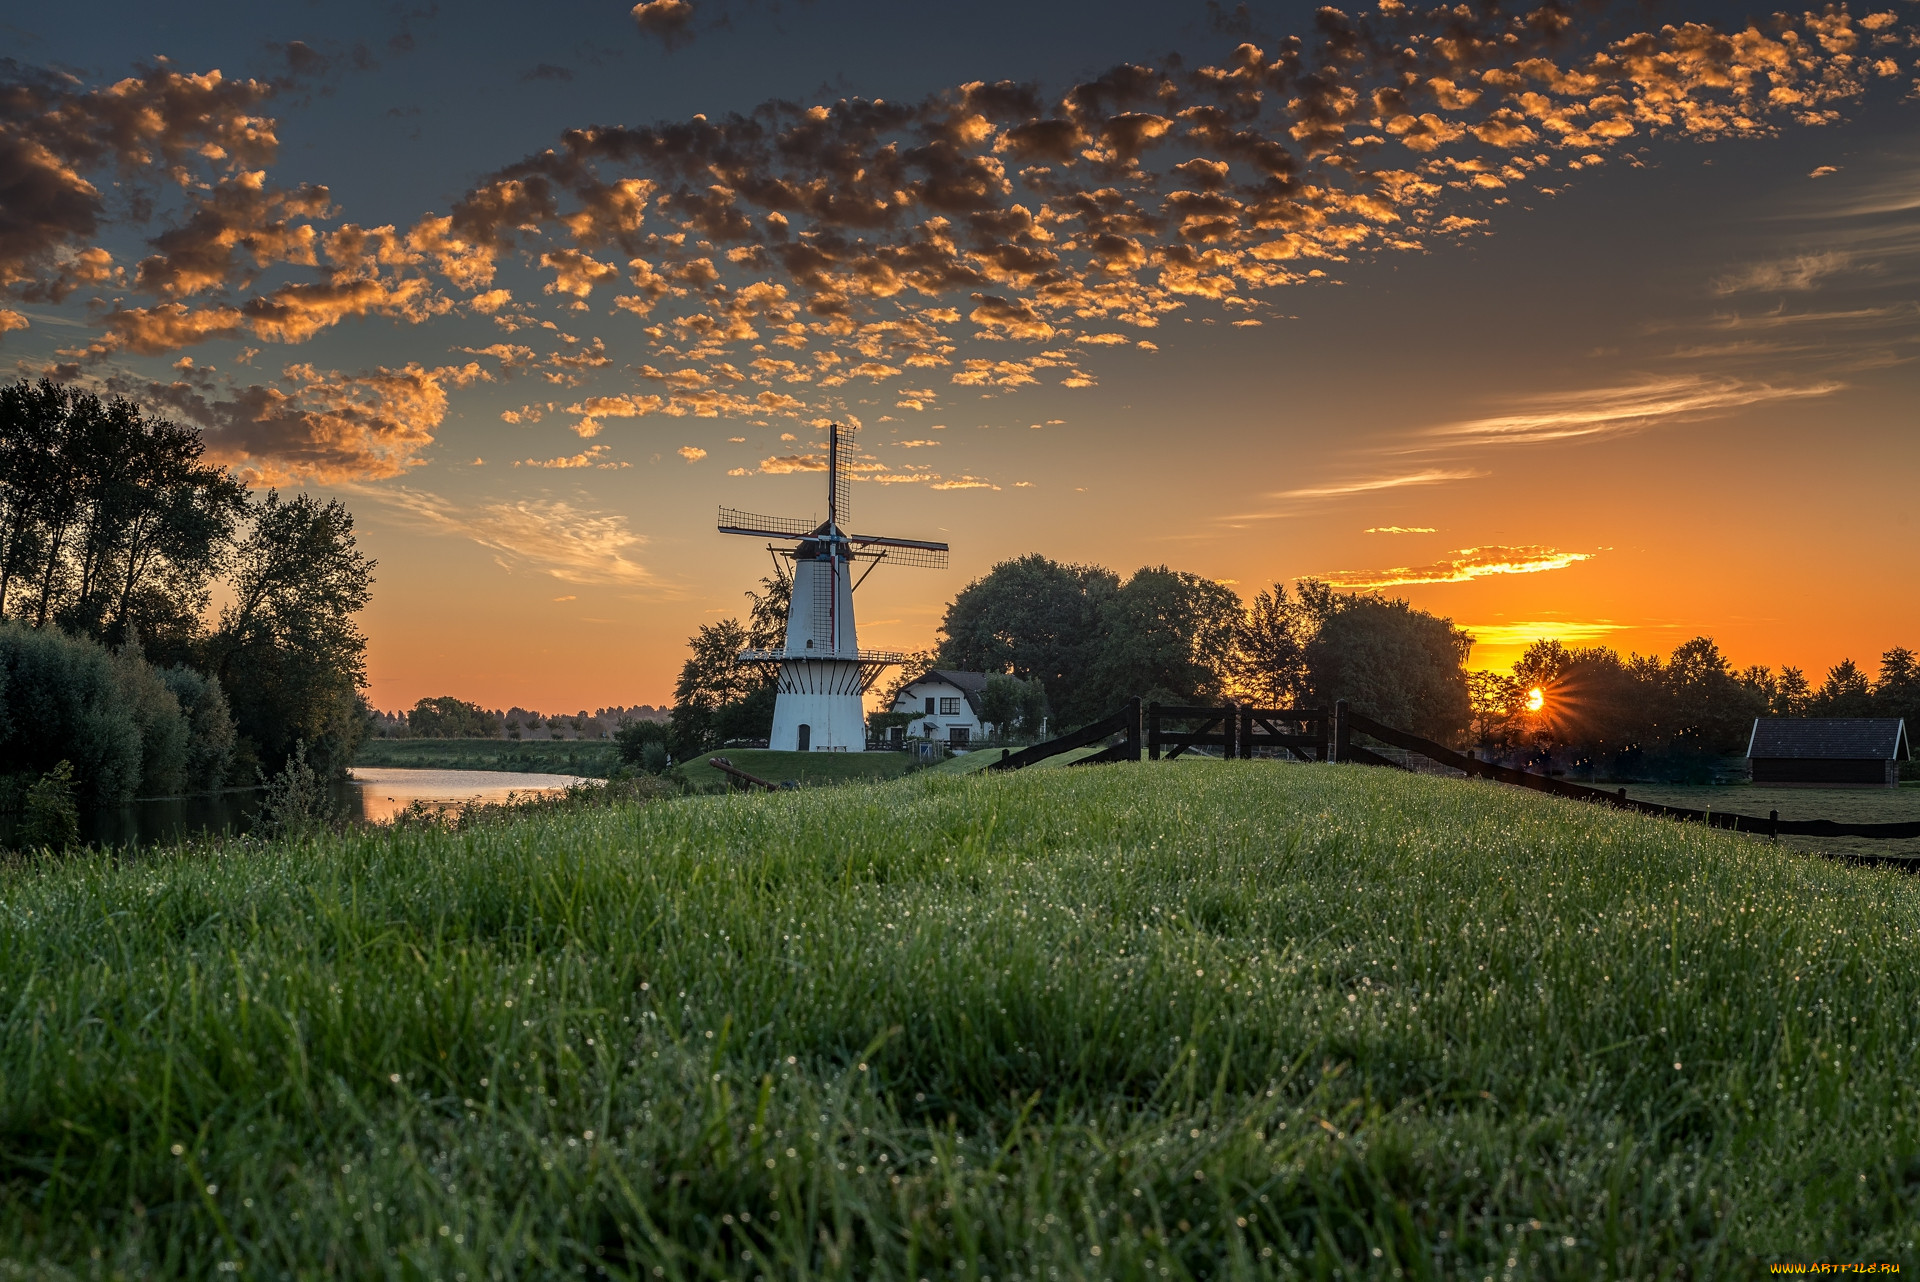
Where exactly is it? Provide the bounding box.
[939,697,961,715]
[948,726,970,746]
[925,696,935,715]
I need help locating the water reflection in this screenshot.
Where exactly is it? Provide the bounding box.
[12,766,589,850]
[348,767,589,824]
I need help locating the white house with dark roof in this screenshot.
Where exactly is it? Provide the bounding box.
[889,669,994,746]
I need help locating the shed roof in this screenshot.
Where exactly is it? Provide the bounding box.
[1745,718,1909,761]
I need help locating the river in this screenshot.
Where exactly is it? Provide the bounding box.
[48,766,593,849]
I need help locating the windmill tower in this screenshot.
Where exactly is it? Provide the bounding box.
[718,424,949,751]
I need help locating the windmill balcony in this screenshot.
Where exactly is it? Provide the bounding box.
[737,647,912,664]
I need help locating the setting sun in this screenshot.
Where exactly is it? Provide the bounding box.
[1526,687,1546,713]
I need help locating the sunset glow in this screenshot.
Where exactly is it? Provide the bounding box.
[1526,687,1547,714]
[2,0,1914,709]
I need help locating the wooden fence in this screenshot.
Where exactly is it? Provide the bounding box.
[988,698,1141,772]
[991,697,1920,866]
[1148,704,1328,761]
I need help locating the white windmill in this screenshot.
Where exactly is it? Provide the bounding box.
[718,424,949,752]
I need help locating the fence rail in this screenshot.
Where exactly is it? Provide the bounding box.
[989,699,1141,772]
[1148,704,1330,761]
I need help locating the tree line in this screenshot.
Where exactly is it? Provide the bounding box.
[667,554,1473,752]
[1476,639,1920,780]
[0,380,374,813]
[669,551,1914,780]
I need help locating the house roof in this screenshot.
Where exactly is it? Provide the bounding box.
[898,669,990,717]
[923,669,989,695]
[1745,718,1910,761]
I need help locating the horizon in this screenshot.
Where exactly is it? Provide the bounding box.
[5,0,1915,710]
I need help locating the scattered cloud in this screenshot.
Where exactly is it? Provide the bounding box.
[1365,525,1436,534]
[372,488,663,588]
[677,445,707,462]
[1711,252,1852,294]
[1276,469,1484,500]
[517,444,627,469]
[1459,619,1632,648]
[1426,375,1842,447]
[1321,545,1594,589]
[121,361,486,485]
[630,0,694,46]
[1809,165,1840,178]
[0,2,1910,450]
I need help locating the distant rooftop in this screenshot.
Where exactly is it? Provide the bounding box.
[1746,718,1910,761]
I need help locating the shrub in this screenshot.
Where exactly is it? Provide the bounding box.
[159,664,237,792]
[112,643,188,798]
[251,741,340,839]
[18,760,79,849]
[0,623,142,806]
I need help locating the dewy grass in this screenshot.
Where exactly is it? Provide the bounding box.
[2,762,1918,1277]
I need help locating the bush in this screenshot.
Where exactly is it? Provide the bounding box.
[252,741,341,840]
[0,623,142,806]
[18,760,79,849]
[614,718,671,768]
[159,664,237,792]
[112,643,188,798]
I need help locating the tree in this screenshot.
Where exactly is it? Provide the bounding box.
[1662,637,1766,753]
[979,673,1048,737]
[1087,567,1242,714]
[667,575,787,755]
[934,555,1119,726]
[408,696,500,738]
[1809,658,1874,717]
[1304,592,1471,744]
[0,380,247,662]
[1772,666,1812,716]
[1229,583,1310,705]
[210,491,375,778]
[1535,646,1654,761]
[1874,647,1920,727]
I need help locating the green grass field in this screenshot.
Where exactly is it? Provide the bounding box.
[5,761,1920,1275]
[352,737,624,778]
[673,748,915,791]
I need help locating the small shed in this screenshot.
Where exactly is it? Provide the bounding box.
[1745,718,1910,788]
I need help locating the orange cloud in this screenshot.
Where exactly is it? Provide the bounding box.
[130,361,486,484]
[1320,545,1594,589]
[1277,469,1485,500]
[1427,375,1842,446]
[376,489,663,588]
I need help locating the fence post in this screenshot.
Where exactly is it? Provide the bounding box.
[1316,707,1330,762]
[1223,700,1238,760]
[1127,696,1142,762]
[1332,700,1350,763]
[1769,809,1778,842]
[1239,705,1253,760]
[1147,701,1162,761]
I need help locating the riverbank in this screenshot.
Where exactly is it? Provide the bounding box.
[351,737,622,778]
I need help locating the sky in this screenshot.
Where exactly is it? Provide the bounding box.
[3,0,1916,712]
